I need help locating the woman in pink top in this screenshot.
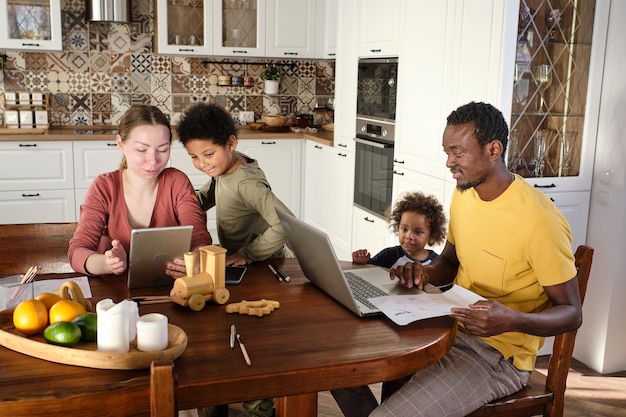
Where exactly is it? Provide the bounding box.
[68,105,212,278]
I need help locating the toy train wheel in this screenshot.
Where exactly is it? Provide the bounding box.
[214,287,230,305]
[188,294,206,311]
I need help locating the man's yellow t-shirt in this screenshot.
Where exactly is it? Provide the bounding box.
[448,174,576,371]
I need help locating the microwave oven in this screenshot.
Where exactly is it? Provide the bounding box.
[356,57,398,123]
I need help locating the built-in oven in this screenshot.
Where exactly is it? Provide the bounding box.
[353,118,395,218]
[356,57,398,122]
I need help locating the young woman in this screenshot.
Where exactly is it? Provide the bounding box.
[68,105,212,277]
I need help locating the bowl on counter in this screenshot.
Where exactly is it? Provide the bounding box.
[262,114,288,127]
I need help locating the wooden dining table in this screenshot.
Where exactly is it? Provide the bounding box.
[0,259,456,417]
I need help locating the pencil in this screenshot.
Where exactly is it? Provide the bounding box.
[271,264,291,283]
[236,334,252,366]
[267,264,282,282]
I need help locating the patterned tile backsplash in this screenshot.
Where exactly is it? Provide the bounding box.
[0,0,335,126]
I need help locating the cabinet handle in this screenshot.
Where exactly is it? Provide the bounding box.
[261,141,276,145]
[393,170,404,176]
[338,143,347,148]
[394,159,404,164]
[283,52,298,56]
[314,145,322,149]
[178,48,195,52]
[21,193,40,197]
[18,143,37,147]
[337,153,347,157]
[106,142,116,146]
[232,50,248,54]
[21,42,40,47]
[533,183,557,188]
[370,49,382,53]
[328,53,336,57]
[363,217,375,223]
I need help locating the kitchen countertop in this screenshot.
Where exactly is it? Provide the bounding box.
[0,126,335,147]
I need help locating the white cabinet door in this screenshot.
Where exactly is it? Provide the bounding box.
[357,0,404,57]
[352,205,392,258]
[315,0,337,59]
[73,140,120,189]
[238,139,303,218]
[266,0,316,58]
[0,141,73,191]
[303,140,333,232]
[213,0,266,57]
[155,0,214,55]
[0,0,62,51]
[329,148,354,261]
[0,189,75,224]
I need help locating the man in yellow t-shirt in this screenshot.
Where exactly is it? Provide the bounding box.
[331,102,581,417]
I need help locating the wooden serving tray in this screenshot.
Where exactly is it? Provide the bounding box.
[0,309,187,369]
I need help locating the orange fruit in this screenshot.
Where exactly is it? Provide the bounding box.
[35,292,63,311]
[13,299,48,336]
[48,300,86,324]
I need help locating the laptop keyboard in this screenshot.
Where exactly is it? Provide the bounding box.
[345,271,388,310]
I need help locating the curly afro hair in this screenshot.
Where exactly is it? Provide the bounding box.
[446,101,509,158]
[177,102,237,146]
[386,192,447,246]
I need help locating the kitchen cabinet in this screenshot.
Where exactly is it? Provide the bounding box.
[266,0,316,59]
[315,0,337,59]
[237,138,303,218]
[303,140,333,232]
[357,0,405,57]
[154,0,214,56]
[0,141,74,224]
[213,0,266,57]
[351,205,392,259]
[329,147,354,261]
[0,0,62,51]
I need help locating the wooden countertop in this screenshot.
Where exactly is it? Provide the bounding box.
[0,126,335,147]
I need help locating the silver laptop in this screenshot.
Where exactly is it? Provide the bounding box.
[276,207,420,317]
[127,225,193,289]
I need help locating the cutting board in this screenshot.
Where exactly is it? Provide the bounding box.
[0,309,187,369]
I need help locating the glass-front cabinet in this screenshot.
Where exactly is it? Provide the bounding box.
[509,0,603,190]
[213,0,266,57]
[154,0,214,55]
[0,0,62,51]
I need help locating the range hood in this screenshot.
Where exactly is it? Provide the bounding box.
[86,0,131,23]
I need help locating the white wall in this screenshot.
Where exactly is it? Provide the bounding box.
[573,0,626,374]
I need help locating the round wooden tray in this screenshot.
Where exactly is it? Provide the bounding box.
[0,309,187,369]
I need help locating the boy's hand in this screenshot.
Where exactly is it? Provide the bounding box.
[352,249,371,264]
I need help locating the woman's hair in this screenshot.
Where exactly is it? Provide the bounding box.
[386,191,447,246]
[117,105,172,169]
[177,102,238,146]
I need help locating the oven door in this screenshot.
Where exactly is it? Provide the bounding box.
[354,137,394,218]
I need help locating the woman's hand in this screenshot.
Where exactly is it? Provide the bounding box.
[166,257,194,279]
[352,249,371,264]
[105,239,127,275]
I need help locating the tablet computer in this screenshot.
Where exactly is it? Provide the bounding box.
[225,266,247,285]
[127,225,193,289]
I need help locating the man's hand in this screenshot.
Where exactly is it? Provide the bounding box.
[450,300,519,337]
[390,262,429,290]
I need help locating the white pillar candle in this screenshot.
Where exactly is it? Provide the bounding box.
[136,313,169,352]
[96,298,130,353]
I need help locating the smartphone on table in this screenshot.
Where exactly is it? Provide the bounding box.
[225,266,247,285]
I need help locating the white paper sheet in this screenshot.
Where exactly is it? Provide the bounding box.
[369,285,486,326]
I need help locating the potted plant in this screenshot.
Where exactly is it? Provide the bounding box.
[262,64,281,95]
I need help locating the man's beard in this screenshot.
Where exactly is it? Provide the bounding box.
[456,175,486,191]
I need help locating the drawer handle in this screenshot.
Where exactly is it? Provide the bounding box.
[394,159,404,164]
[393,170,404,176]
[18,143,37,147]
[338,143,347,148]
[370,49,382,53]
[261,141,277,145]
[284,52,299,56]
[22,193,41,198]
[314,145,322,149]
[363,217,375,223]
[107,143,117,147]
[338,153,347,157]
[533,183,556,188]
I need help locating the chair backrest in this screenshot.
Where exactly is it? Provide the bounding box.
[545,244,594,417]
[150,360,177,417]
[0,223,77,275]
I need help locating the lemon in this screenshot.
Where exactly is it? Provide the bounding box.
[43,321,82,347]
[72,312,97,342]
[13,299,48,336]
[48,300,86,324]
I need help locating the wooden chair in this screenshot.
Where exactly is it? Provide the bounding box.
[0,222,77,275]
[150,360,177,417]
[467,244,594,417]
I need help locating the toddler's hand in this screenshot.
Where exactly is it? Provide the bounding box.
[352,249,371,264]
